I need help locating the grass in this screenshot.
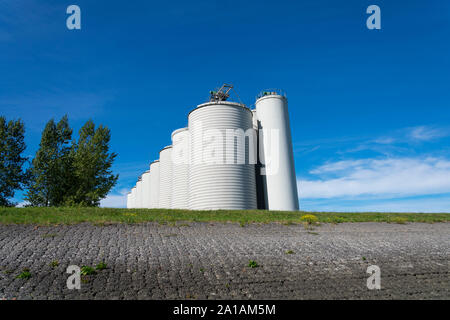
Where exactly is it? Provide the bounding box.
[50,260,59,268]
[80,266,96,276]
[248,260,260,268]
[0,207,449,225]
[388,216,408,224]
[16,268,31,280]
[95,262,107,270]
[299,214,319,225]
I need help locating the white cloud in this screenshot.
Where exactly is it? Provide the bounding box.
[408,126,447,141]
[300,197,450,213]
[100,189,128,208]
[372,137,396,144]
[309,159,367,174]
[294,125,450,159]
[299,157,450,199]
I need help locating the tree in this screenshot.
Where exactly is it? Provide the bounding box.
[0,117,29,206]
[25,115,73,206]
[66,120,118,206]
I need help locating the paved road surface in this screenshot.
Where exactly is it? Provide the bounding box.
[0,222,448,299]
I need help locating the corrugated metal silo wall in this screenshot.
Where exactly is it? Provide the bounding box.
[136,179,143,208]
[149,161,160,208]
[142,170,151,208]
[188,101,257,210]
[171,128,189,209]
[159,146,173,209]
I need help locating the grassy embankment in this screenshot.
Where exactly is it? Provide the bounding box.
[0,207,449,225]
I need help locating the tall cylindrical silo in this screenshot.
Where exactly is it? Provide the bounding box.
[141,170,151,208]
[136,175,143,208]
[159,146,173,209]
[131,186,136,208]
[136,177,143,208]
[252,109,267,210]
[251,109,258,130]
[171,128,189,209]
[149,160,160,208]
[255,91,299,211]
[188,101,257,210]
[126,192,131,209]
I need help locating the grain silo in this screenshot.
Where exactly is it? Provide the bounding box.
[130,186,136,208]
[171,128,189,209]
[141,170,151,208]
[126,192,131,209]
[252,109,267,210]
[188,90,257,210]
[149,160,160,208]
[126,85,298,212]
[255,90,299,211]
[159,146,173,209]
[136,177,143,208]
[251,109,258,130]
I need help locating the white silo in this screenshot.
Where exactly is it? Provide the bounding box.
[126,192,131,209]
[136,177,143,208]
[141,170,151,208]
[171,128,189,209]
[251,109,258,130]
[130,186,136,208]
[188,101,257,210]
[252,109,267,210]
[149,160,160,208]
[159,146,173,209]
[255,90,299,211]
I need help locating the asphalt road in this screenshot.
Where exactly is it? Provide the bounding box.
[0,222,448,299]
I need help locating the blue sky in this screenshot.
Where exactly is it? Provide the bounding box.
[1,0,449,212]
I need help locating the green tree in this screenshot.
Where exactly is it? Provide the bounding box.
[66,120,118,206]
[0,117,29,206]
[25,115,73,206]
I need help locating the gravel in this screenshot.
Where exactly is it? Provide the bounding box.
[0,222,448,300]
